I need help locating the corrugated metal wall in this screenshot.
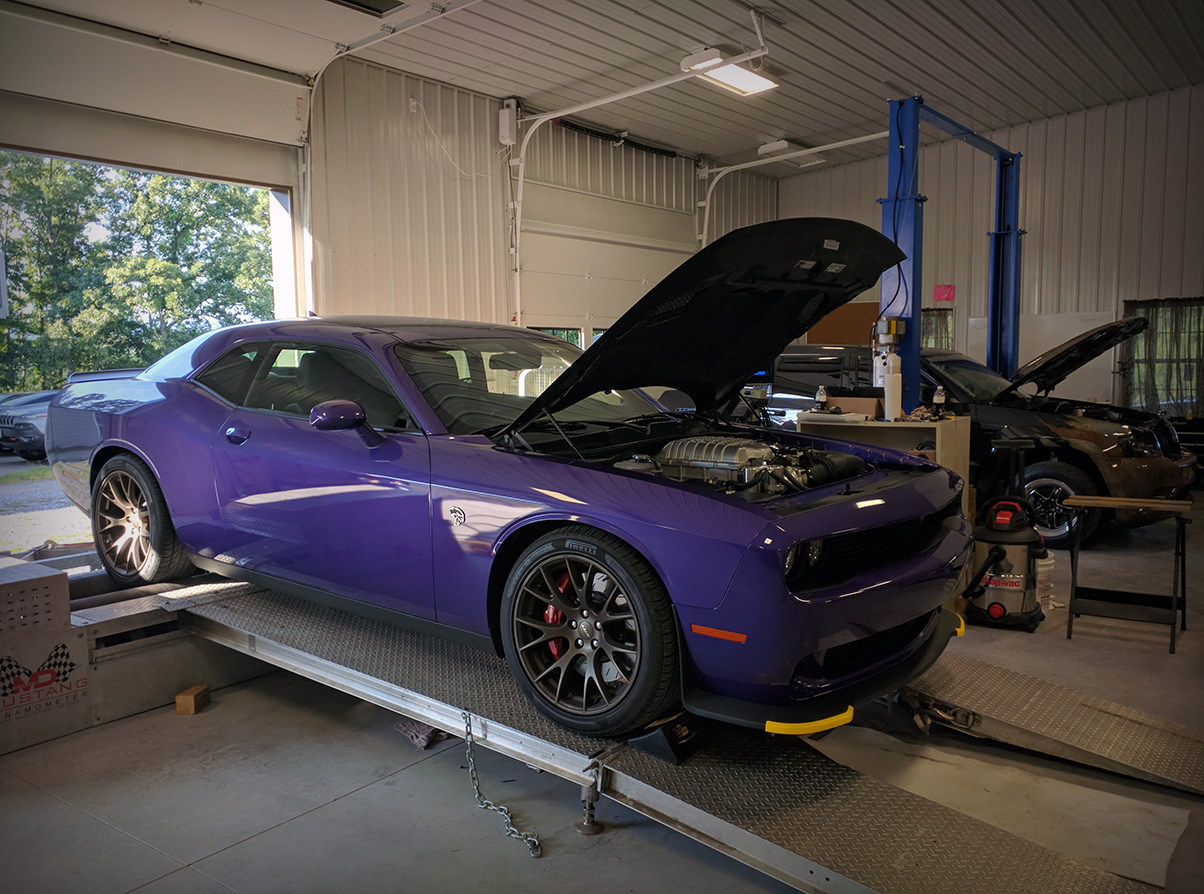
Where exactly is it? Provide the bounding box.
[518,121,777,329]
[781,85,1204,349]
[525,122,698,214]
[523,118,777,241]
[311,62,777,325]
[310,58,510,322]
[703,172,779,246]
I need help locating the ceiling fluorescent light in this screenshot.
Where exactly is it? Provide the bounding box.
[700,63,777,96]
[788,155,826,168]
[681,48,777,96]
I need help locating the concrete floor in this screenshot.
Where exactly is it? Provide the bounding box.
[2,500,1202,893]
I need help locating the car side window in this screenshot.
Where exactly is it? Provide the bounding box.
[194,343,269,405]
[204,342,415,432]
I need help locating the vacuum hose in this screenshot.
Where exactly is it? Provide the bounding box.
[961,545,1007,602]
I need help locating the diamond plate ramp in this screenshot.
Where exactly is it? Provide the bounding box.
[910,651,1204,796]
[169,585,1154,893]
[165,582,609,790]
[606,729,1151,894]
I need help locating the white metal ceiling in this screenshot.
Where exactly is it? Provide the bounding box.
[22,0,1204,171]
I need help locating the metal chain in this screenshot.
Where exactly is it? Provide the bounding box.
[462,711,542,857]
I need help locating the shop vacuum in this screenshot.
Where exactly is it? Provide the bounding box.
[961,497,1047,633]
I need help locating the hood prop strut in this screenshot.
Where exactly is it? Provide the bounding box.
[502,410,586,462]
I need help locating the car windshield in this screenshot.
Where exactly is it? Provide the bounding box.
[395,336,660,435]
[928,354,1015,402]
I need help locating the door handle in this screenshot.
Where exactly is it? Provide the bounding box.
[225,425,250,445]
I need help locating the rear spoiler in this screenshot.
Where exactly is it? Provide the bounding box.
[65,368,144,384]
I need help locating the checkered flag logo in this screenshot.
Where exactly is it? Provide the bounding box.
[0,643,76,697]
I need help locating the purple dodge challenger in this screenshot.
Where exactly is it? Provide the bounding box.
[47,218,972,738]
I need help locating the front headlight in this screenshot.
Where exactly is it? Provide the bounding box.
[1119,427,1162,457]
[785,539,825,584]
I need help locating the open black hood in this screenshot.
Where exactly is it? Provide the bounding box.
[1009,316,1149,394]
[506,218,903,433]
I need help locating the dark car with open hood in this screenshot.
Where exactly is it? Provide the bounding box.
[47,217,972,740]
[768,318,1197,546]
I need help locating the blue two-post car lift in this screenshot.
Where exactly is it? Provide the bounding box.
[879,96,1024,409]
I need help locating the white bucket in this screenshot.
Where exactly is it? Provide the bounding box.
[1036,553,1055,609]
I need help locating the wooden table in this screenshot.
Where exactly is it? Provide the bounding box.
[1063,495,1193,653]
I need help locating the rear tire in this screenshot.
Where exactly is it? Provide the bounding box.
[1023,460,1099,548]
[92,454,194,587]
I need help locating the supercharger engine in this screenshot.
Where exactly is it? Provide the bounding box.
[615,435,866,495]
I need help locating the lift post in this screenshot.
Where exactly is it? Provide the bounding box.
[879,99,925,412]
[880,97,1024,403]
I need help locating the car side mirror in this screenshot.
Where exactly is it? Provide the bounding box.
[310,399,384,448]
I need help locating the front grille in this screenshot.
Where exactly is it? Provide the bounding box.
[789,610,936,700]
[0,414,15,427]
[787,497,960,591]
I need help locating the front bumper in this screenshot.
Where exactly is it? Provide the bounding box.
[681,608,964,734]
[2,426,45,451]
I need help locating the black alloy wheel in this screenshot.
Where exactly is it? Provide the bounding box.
[501,526,678,736]
[1023,460,1100,548]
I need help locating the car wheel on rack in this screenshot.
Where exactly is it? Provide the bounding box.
[500,526,679,737]
[92,454,194,587]
[1023,460,1099,548]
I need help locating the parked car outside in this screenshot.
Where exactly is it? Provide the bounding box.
[767,319,1197,546]
[46,218,972,739]
[0,392,31,454]
[0,389,59,461]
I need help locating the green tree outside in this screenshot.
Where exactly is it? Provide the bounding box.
[0,151,273,391]
[0,153,106,389]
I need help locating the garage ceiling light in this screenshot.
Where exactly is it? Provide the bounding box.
[681,48,778,97]
[325,0,407,15]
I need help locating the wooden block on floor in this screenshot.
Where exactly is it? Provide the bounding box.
[176,684,211,715]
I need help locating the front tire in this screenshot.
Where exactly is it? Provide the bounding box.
[1023,460,1099,548]
[92,454,194,587]
[500,526,679,737]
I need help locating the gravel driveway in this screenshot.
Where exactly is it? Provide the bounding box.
[0,462,92,553]
[0,476,73,513]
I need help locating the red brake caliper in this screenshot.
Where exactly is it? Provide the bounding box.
[545,571,570,659]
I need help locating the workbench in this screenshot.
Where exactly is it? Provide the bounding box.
[1063,495,1193,653]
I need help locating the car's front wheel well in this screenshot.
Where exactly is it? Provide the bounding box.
[486,521,675,657]
[1032,448,1109,497]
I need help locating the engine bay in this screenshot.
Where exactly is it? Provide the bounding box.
[614,435,867,496]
